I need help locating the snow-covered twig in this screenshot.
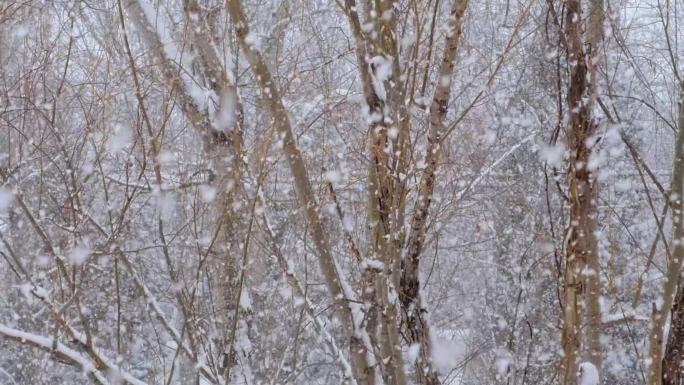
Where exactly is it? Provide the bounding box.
[0,324,112,385]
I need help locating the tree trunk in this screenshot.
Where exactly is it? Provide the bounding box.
[225,1,379,384]
[124,1,249,380]
[561,0,604,383]
[399,2,468,384]
[661,83,684,385]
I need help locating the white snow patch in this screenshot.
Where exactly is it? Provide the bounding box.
[14,25,29,38]
[587,150,606,171]
[0,189,14,212]
[578,362,599,385]
[15,283,32,301]
[545,47,559,60]
[361,259,384,271]
[108,124,132,153]
[400,33,416,49]
[342,216,354,232]
[240,291,252,310]
[431,337,465,374]
[217,91,237,131]
[483,129,497,145]
[33,285,48,299]
[157,192,176,218]
[199,185,217,203]
[539,143,566,167]
[368,55,392,100]
[388,127,399,140]
[615,179,631,192]
[293,296,305,307]
[68,244,91,265]
[245,32,261,52]
[495,356,511,378]
[157,151,174,165]
[406,343,421,365]
[539,241,555,253]
[323,170,342,184]
[324,203,337,215]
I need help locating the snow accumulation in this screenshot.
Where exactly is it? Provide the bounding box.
[579,362,600,385]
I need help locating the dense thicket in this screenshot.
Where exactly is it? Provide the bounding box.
[0,1,682,384]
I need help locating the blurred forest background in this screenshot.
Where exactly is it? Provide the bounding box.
[0,0,682,384]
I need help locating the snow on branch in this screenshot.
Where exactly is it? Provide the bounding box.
[135,0,215,112]
[0,323,113,385]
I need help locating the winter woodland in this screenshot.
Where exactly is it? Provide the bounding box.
[0,0,683,384]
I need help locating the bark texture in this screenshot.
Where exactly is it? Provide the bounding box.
[560,0,604,383]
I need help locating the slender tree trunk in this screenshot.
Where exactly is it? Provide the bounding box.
[583,0,604,372]
[124,1,249,380]
[561,0,604,383]
[340,1,410,383]
[661,83,684,385]
[397,2,468,384]
[225,1,379,384]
